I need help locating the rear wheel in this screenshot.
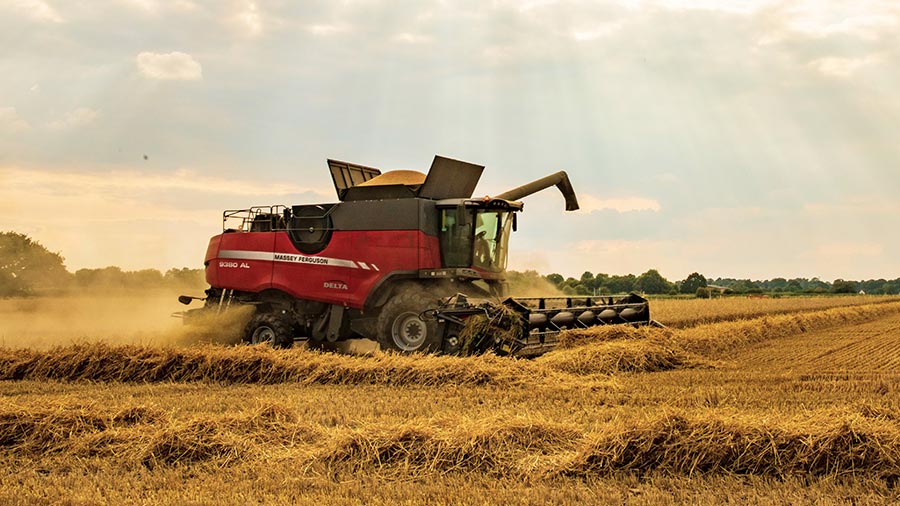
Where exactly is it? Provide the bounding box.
[244,312,294,348]
[377,291,441,353]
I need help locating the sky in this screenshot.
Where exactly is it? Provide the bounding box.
[1,0,899,282]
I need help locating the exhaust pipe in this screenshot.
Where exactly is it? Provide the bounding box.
[494,171,579,211]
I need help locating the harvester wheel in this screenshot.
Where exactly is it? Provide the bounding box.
[377,291,441,353]
[244,313,294,348]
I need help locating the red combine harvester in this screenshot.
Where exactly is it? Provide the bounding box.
[179,155,655,356]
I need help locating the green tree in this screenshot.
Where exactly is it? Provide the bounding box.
[634,269,674,294]
[0,232,71,296]
[731,279,759,294]
[832,279,857,294]
[605,274,636,294]
[680,272,708,294]
[545,273,564,287]
[129,269,165,287]
[164,267,206,289]
[75,266,127,288]
[860,279,886,294]
[785,279,803,292]
[579,271,595,292]
[807,277,830,292]
[593,272,610,291]
[768,278,788,291]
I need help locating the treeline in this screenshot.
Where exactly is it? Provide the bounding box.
[3,231,898,298]
[511,269,900,297]
[0,231,204,297]
[705,277,900,295]
[72,266,205,291]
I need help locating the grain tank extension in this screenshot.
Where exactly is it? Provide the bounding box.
[178,155,657,355]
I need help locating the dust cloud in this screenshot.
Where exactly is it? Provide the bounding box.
[0,279,562,351]
[507,275,565,298]
[0,291,251,349]
[0,291,383,352]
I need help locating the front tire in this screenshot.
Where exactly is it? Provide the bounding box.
[244,312,294,348]
[377,291,441,353]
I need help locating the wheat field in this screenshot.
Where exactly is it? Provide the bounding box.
[2,295,900,504]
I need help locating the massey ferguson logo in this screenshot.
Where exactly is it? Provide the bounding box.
[323,280,349,290]
[275,253,328,265]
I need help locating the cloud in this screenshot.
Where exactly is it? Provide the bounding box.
[809,55,882,78]
[513,214,897,280]
[393,33,432,44]
[0,167,332,199]
[511,239,683,277]
[810,242,883,260]
[5,0,63,23]
[120,0,159,12]
[230,1,265,37]
[606,0,778,15]
[117,0,198,14]
[307,24,349,36]
[640,0,897,37]
[782,1,898,40]
[0,107,31,132]
[653,173,679,183]
[0,166,332,270]
[571,22,623,41]
[3,0,900,280]
[578,194,661,213]
[802,197,900,217]
[47,107,99,130]
[136,51,203,80]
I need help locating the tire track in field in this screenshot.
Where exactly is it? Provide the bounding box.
[734,311,900,375]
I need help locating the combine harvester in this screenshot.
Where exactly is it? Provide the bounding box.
[178,155,658,356]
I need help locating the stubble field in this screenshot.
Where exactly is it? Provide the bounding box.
[1,293,900,505]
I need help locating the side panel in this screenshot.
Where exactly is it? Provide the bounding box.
[206,225,442,309]
[418,200,442,269]
[211,232,276,292]
[204,234,223,287]
[271,230,428,308]
[348,230,428,308]
[419,234,442,271]
[331,199,428,232]
[271,231,358,306]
